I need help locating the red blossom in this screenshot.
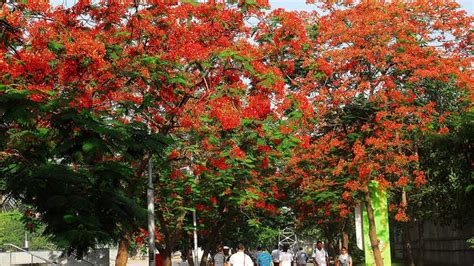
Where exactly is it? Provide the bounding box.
[168,150,180,160]
[231,146,246,160]
[258,145,272,152]
[184,186,192,195]
[244,94,271,120]
[261,156,269,168]
[210,157,230,170]
[209,196,218,205]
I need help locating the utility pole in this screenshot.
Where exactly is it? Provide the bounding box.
[182,165,199,266]
[148,156,156,266]
[24,231,29,250]
[193,209,199,265]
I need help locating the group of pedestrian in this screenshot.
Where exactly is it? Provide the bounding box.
[309,241,352,266]
[212,242,351,266]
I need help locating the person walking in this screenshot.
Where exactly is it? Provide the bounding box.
[335,247,352,266]
[179,252,189,266]
[214,247,226,266]
[271,246,280,266]
[254,247,263,262]
[229,244,254,266]
[311,241,329,266]
[224,246,231,266]
[295,247,308,266]
[257,247,272,266]
[278,246,293,266]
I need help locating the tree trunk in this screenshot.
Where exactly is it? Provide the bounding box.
[417,221,424,266]
[115,237,130,266]
[199,211,226,266]
[162,249,172,266]
[200,247,210,266]
[400,189,414,266]
[342,230,349,250]
[403,221,415,266]
[163,255,172,266]
[188,249,195,266]
[326,236,335,262]
[364,192,384,266]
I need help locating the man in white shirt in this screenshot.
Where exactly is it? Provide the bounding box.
[271,246,280,266]
[229,244,254,266]
[311,241,329,266]
[278,245,293,266]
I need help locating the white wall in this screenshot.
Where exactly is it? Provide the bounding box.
[0,248,109,266]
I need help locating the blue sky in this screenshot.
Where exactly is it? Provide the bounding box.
[269,0,314,11]
[270,0,473,14]
[50,0,473,14]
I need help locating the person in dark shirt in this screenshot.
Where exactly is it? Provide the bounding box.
[295,247,308,266]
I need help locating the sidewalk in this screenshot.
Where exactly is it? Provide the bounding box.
[126,257,182,266]
[127,259,148,265]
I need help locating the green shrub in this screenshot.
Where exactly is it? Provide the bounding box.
[0,211,56,251]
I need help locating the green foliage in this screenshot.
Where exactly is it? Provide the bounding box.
[468,237,474,249]
[416,110,474,225]
[0,88,171,256]
[0,212,55,251]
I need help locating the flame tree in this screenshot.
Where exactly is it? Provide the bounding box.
[283,0,472,264]
[0,0,287,265]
